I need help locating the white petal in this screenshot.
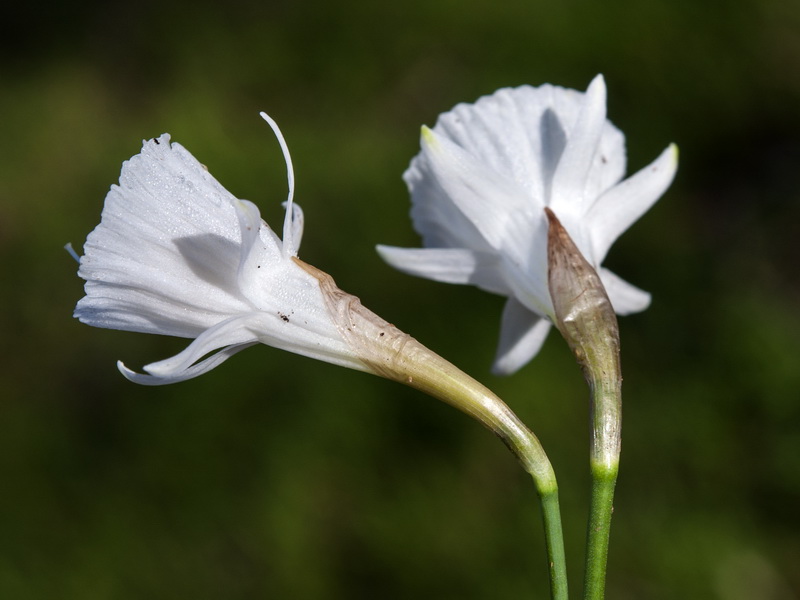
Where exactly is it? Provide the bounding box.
[215,261,370,371]
[598,268,651,315]
[587,144,678,262]
[432,86,556,201]
[118,343,257,385]
[138,304,367,382]
[491,297,552,375]
[76,287,206,339]
[405,157,494,251]
[429,82,599,202]
[549,75,608,214]
[233,199,284,299]
[140,313,267,377]
[414,128,536,265]
[376,245,511,295]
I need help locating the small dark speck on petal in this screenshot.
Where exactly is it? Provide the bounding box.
[154,138,160,145]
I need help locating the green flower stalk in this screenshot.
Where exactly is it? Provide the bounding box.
[546,207,621,600]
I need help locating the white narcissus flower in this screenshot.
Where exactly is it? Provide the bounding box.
[73,113,555,478]
[377,75,678,376]
[73,114,395,385]
[71,115,555,482]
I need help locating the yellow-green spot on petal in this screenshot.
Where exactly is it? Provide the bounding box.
[420,125,438,149]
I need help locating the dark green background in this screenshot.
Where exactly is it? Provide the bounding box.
[2,1,798,598]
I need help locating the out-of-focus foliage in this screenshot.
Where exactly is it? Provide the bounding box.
[1,0,798,598]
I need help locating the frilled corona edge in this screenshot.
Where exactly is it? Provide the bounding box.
[378,75,677,375]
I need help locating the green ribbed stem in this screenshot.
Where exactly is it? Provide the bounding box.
[582,465,618,600]
[539,482,569,600]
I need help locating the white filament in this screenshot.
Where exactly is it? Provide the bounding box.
[259,111,297,255]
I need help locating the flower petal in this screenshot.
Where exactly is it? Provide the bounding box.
[405,157,492,251]
[598,267,651,315]
[587,144,678,262]
[382,77,675,374]
[376,245,511,295]
[413,127,535,265]
[432,86,560,201]
[492,297,552,375]
[233,198,283,296]
[549,75,609,215]
[138,313,268,378]
[136,302,368,382]
[428,82,619,204]
[75,287,208,339]
[118,343,258,385]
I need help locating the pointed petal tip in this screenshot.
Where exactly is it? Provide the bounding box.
[117,360,166,386]
[490,348,538,377]
[117,360,134,377]
[668,142,679,163]
[589,73,606,87]
[599,268,652,315]
[491,302,553,376]
[375,243,391,260]
[375,243,414,263]
[235,198,262,225]
[420,125,437,147]
[586,74,607,100]
[655,142,680,183]
[489,362,510,377]
[490,351,530,376]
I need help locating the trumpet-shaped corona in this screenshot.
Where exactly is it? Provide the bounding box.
[74,114,391,384]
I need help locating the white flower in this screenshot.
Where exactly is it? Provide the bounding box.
[74,113,387,385]
[377,75,678,375]
[72,115,556,482]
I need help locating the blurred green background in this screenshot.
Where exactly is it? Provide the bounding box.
[2,0,799,598]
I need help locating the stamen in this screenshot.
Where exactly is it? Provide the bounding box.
[64,242,80,263]
[259,111,296,255]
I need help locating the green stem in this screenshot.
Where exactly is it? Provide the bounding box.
[583,465,618,600]
[539,482,569,600]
